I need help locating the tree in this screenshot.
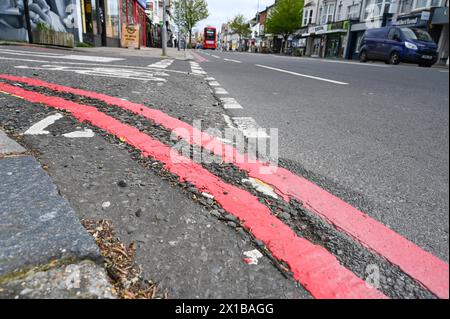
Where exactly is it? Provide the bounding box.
[173,0,209,46]
[265,0,304,54]
[229,14,251,51]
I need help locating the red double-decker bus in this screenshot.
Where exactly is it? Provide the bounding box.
[203,27,217,50]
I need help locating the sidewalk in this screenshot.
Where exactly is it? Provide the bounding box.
[217,49,449,68]
[0,40,193,60]
[0,130,115,299]
[75,46,194,60]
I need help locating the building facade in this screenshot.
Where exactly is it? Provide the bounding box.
[346,0,449,63]
[0,0,150,48]
[252,0,448,64]
[0,0,83,43]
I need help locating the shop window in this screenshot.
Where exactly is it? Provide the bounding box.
[347,3,361,19]
[302,9,314,26]
[122,0,127,23]
[413,0,442,10]
[105,0,120,38]
[364,0,392,19]
[128,0,134,23]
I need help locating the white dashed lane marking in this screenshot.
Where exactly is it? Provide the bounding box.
[23,114,63,135]
[220,97,243,109]
[224,58,242,64]
[15,65,168,82]
[232,117,270,138]
[256,64,349,85]
[189,61,207,75]
[214,88,229,94]
[0,48,124,63]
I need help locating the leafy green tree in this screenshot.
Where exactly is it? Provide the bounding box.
[229,14,251,51]
[266,0,304,54]
[173,0,209,46]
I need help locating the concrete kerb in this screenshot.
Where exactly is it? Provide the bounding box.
[0,129,115,299]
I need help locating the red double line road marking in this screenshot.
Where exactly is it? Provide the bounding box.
[191,51,209,63]
[1,75,447,298]
[0,81,386,299]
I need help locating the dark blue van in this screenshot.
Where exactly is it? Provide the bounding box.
[359,26,438,67]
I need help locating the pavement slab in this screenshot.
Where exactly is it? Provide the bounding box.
[0,130,26,155]
[0,155,101,276]
[0,260,115,299]
[0,45,447,299]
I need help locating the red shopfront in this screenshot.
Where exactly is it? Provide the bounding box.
[121,0,147,47]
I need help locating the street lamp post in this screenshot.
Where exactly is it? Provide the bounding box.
[162,0,168,56]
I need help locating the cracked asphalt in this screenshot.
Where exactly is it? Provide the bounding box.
[0,45,309,299]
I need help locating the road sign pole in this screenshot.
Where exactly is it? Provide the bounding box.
[162,0,168,56]
[23,0,33,44]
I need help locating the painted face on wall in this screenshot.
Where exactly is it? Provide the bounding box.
[0,0,78,41]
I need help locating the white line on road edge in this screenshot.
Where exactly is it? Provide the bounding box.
[220,97,243,109]
[242,178,279,199]
[0,49,124,62]
[62,128,95,138]
[205,77,216,81]
[189,61,207,75]
[255,64,349,85]
[222,114,237,129]
[0,48,63,56]
[148,59,175,69]
[214,88,229,94]
[211,55,220,59]
[224,58,242,63]
[321,60,389,67]
[243,249,264,265]
[23,114,63,135]
[232,117,270,138]
[14,65,168,82]
[208,81,221,87]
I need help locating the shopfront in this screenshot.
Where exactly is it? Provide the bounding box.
[431,6,449,65]
[80,0,145,47]
[347,19,383,60]
[392,11,432,30]
[121,0,147,47]
[306,21,350,58]
[324,21,350,58]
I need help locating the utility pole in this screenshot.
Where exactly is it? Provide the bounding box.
[23,0,33,44]
[162,0,168,56]
[177,0,181,51]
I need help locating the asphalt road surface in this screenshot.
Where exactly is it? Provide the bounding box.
[0,45,448,299]
[197,49,449,262]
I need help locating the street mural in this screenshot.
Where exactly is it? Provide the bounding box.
[0,0,79,41]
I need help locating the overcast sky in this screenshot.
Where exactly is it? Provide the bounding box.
[196,0,275,32]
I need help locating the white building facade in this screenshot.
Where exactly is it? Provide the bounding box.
[296,0,448,64]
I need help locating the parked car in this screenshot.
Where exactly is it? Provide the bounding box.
[359,27,438,67]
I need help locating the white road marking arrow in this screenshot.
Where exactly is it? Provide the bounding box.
[24,113,94,138]
[23,113,63,135]
[243,249,264,265]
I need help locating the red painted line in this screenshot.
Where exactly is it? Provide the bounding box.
[1,75,448,298]
[0,82,387,299]
[190,51,209,63]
